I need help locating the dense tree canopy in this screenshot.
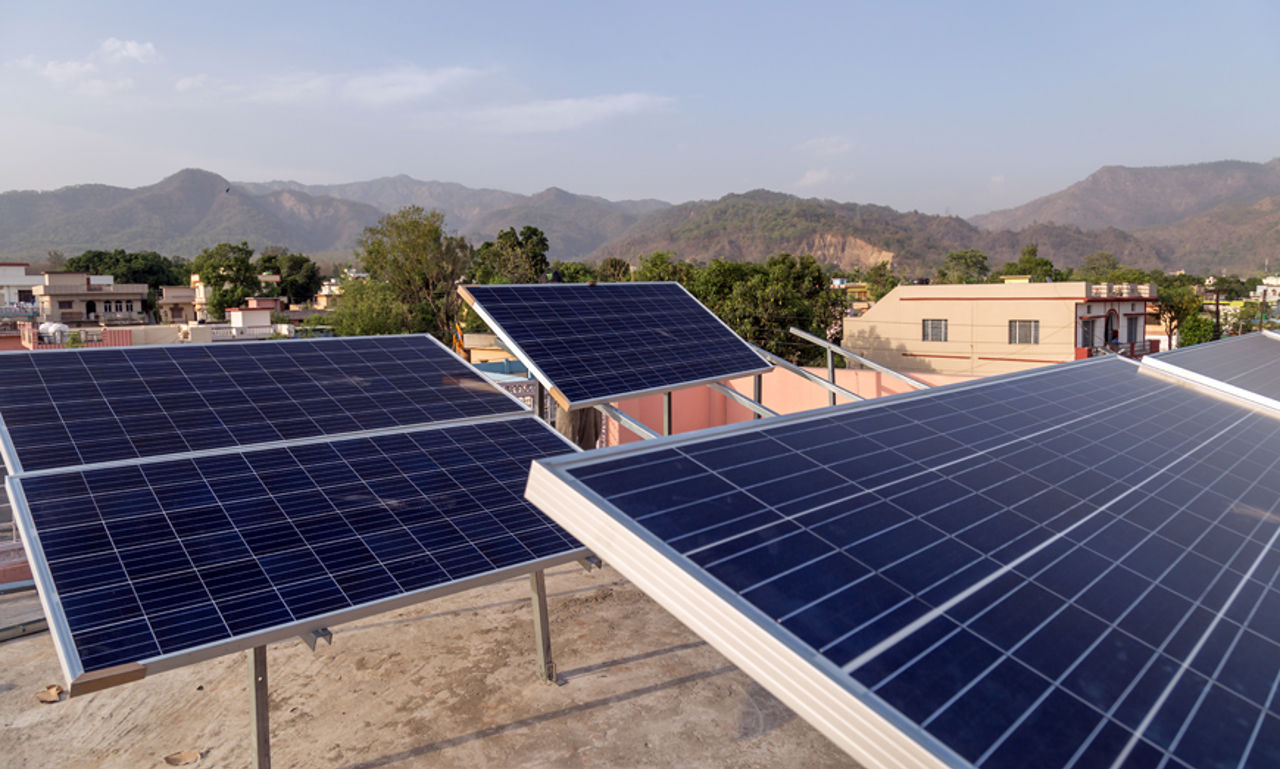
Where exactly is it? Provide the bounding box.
[597,257,631,282]
[471,226,550,284]
[321,277,410,337]
[934,249,990,284]
[257,247,324,305]
[357,206,471,341]
[190,242,260,321]
[861,261,899,301]
[1156,286,1203,349]
[994,245,1067,282]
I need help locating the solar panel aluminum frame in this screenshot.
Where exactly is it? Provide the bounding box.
[0,333,531,477]
[8,413,586,696]
[1141,351,1280,416]
[524,456,961,769]
[523,355,1167,769]
[457,282,773,412]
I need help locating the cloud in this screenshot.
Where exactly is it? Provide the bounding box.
[796,136,851,157]
[28,58,97,84]
[175,74,210,93]
[795,169,832,188]
[10,38,156,96]
[472,92,670,134]
[233,65,482,106]
[100,38,157,63]
[74,78,134,98]
[341,66,479,106]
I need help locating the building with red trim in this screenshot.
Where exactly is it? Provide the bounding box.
[841,277,1160,376]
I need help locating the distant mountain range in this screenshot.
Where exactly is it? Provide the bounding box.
[2,159,1278,275]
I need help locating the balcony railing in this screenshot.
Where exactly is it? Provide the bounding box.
[1086,283,1157,298]
[1079,339,1160,358]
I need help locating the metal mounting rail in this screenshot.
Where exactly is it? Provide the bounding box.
[788,327,931,390]
[594,403,661,440]
[749,345,864,402]
[708,382,778,418]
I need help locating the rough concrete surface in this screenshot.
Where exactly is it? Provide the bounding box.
[0,564,860,769]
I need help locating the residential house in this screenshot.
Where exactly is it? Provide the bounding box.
[842,278,1159,376]
[34,273,148,326]
[156,286,197,324]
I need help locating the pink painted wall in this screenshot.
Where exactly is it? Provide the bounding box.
[605,367,977,445]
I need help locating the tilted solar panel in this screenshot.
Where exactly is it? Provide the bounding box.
[11,415,583,693]
[1146,331,1280,408]
[0,335,525,473]
[527,356,1280,769]
[458,282,771,410]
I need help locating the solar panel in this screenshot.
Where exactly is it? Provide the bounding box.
[1146,331,1280,408]
[0,335,526,474]
[10,415,583,692]
[526,356,1280,769]
[459,282,771,409]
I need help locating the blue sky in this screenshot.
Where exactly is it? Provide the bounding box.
[2,0,1277,217]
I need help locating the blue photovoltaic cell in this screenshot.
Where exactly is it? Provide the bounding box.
[0,335,524,472]
[1151,332,1280,402]
[462,283,770,408]
[548,356,1280,769]
[17,417,580,674]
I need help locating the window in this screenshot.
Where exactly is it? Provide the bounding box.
[58,300,73,310]
[126,300,134,312]
[922,319,948,342]
[1127,316,1140,342]
[115,300,123,312]
[1008,319,1040,344]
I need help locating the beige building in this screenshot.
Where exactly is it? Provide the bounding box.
[156,285,197,324]
[842,278,1159,376]
[34,273,148,326]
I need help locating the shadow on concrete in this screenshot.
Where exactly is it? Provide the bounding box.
[338,665,737,769]
[735,680,794,740]
[557,640,707,681]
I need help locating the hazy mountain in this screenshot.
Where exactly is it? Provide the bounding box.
[2,162,1276,276]
[0,169,383,262]
[588,190,1162,277]
[237,176,670,260]
[971,159,1280,232]
[1133,194,1280,274]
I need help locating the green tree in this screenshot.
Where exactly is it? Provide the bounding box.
[597,257,631,282]
[1157,286,1204,349]
[548,260,596,283]
[1178,312,1215,347]
[472,226,550,284]
[635,251,695,283]
[190,242,260,321]
[863,261,899,301]
[324,277,411,337]
[934,249,990,284]
[65,249,189,314]
[994,244,1067,282]
[1209,274,1252,301]
[257,248,324,305]
[357,206,471,340]
[689,254,844,365]
[1077,252,1121,282]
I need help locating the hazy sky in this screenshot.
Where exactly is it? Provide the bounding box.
[2,1,1277,217]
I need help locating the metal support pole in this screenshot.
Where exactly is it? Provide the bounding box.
[534,381,547,422]
[753,374,763,420]
[249,646,270,769]
[530,570,555,683]
[662,391,672,436]
[827,349,836,407]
